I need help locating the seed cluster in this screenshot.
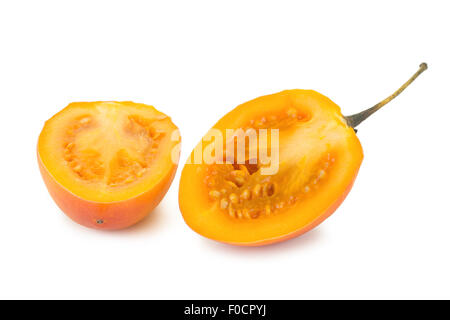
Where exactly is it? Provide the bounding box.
[302,153,334,194]
[247,107,308,130]
[205,108,334,220]
[107,149,149,186]
[64,116,105,182]
[63,114,163,186]
[206,154,335,220]
[206,162,274,219]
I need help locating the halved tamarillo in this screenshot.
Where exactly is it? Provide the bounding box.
[38,101,180,230]
[179,63,427,246]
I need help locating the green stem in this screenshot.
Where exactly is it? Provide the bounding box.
[345,63,428,128]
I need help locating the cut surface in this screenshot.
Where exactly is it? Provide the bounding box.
[179,90,363,245]
[39,101,179,203]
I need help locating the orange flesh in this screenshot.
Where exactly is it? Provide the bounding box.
[38,101,180,229]
[179,90,363,245]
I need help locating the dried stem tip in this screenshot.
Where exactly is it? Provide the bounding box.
[345,63,428,128]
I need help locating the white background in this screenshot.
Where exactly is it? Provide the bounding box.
[0,0,449,299]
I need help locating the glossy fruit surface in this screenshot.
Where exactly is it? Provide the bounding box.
[179,90,363,245]
[38,101,180,230]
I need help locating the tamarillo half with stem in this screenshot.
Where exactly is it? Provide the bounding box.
[179,63,428,246]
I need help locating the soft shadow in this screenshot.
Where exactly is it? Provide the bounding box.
[201,228,324,255]
[110,206,166,236]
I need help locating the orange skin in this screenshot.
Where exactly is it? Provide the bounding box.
[222,175,358,246]
[38,151,178,230]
